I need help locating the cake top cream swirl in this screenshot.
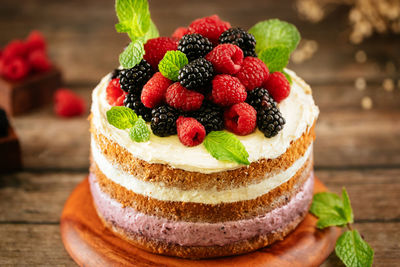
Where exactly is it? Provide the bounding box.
[91,69,319,173]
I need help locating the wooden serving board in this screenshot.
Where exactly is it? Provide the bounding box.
[61,177,341,267]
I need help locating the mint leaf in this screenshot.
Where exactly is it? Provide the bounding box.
[310,192,348,228]
[249,19,301,54]
[129,116,150,142]
[335,230,374,267]
[147,20,159,41]
[115,0,151,40]
[203,131,250,165]
[119,41,145,68]
[342,188,354,224]
[106,106,137,129]
[159,51,188,81]
[283,70,292,85]
[259,46,290,72]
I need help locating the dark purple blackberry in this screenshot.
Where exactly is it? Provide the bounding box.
[119,60,153,95]
[151,105,179,137]
[219,27,257,57]
[257,101,285,138]
[246,87,274,111]
[178,33,213,61]
[110,68,121,79]
[124,93,152,122]
[178,58,214,90]
[189,101,224,134]
[0,109,9,137]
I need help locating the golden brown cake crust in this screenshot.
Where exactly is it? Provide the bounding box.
[96,206,309,259]
[91,119,315,191]
[90,155,312,222]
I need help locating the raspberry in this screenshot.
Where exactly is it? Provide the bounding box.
[263,72,291,103]
[141,72,172,108]
[177,33,213,61]
[2,58,30,80]
[151,105,179,137]
[224,102,256,135]
[143,37,178,70]
[28,50,51,72]
[205,44,243,74]
[211,74,247,107]
[54,89,86,117]
[178,58,214,90]
[172,27,190,40]
[165,82,204,111]
[219,28,257,57]
[235,57,269,91]
[176,116,206,147]
[106,78,126,106]
[188,15,231,45]
[26,31,46,53]
[2,40,28,63]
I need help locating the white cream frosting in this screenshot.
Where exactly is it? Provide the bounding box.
[91,139,312,204]
[91,69,319,173]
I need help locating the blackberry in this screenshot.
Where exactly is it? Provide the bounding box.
[178,58,214,90]
[257,101,285,138]
[110,68,121,79]
[246,87,273,111]
[219,27,257,57]
[151,105,179,137]
[178,33,213,61]
[119,60,153,95]
[0,109,9,137]
[124,93,152,122]
[189,101,224,134]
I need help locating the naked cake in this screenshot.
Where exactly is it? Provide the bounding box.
[89,0,319,259]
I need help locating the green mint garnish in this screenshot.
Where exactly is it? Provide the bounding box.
[158,51,188,81]
[283,70,292,85]
[129,116,150,142]
[119,41,145,69]
[259,46,290,73]
[310,188,374,267]
[335,230,374,267]
[106,106,137,129]
[115,0,155,42]
[249,19,300,55]
[203,131,250,165]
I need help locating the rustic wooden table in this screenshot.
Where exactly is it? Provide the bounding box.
[0,0,399,266]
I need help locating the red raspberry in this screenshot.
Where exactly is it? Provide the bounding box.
[205,44,243,74]
[235,57,269,91]
[263,72,291,103]
[54,89,86,117]
[176,116,206,147]
[26,31,46,53]
[2,40,28,62]
[165,82,204,111]
[188,15,231,45]
[2,58,30,80]
[211,74,247,107]
[141,72,172,108]
[224,102,256,135]
[28,50,51,72]
[172,27,190,40]
[106,78,126,106]
[143,37,178,70]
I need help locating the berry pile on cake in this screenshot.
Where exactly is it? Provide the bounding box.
[89,0,319,259]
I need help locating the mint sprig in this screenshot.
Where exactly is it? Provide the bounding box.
[119,41,145,69]
[129,116,150,142]
[310,188,374,267]
[259,46,290,73]
[203,131,250,165]
[159,51,188,81]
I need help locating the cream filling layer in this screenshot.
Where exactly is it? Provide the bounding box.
[91,139,313,204]
[91,69,319,174]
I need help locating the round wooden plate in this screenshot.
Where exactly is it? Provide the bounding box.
[61,177,341,267]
